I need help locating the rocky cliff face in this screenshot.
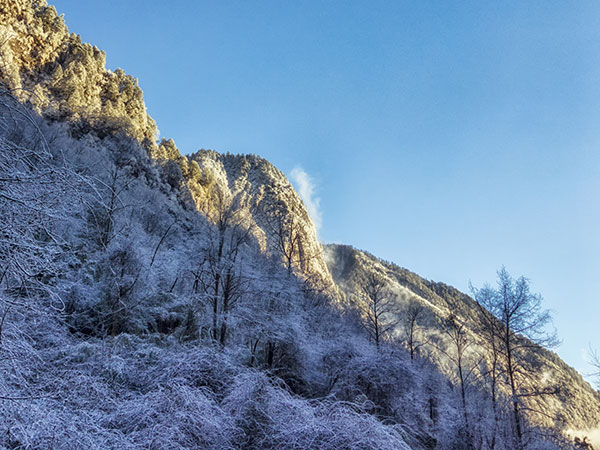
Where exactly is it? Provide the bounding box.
[324,243,600,437]
[185,149,337,293]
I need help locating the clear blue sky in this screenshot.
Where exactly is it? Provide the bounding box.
[51,0,600,379]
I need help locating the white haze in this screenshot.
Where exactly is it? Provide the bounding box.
[290,166,322,234]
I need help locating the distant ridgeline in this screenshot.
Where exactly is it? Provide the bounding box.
[1,1,599,448]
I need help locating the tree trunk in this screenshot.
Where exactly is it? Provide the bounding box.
[458,357,469,428]
[250,337,260,366]
[266,341,275,368]
[505,327,522,447]
[212,272,220,342]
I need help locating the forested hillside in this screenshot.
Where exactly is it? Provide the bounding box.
[324,244,600,446]
[0,1,596,449]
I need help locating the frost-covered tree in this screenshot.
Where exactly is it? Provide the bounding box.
[471,283,504,449]
[438,311,479,432]
[264,203,321,277]
[0,87,82,402]
[400,297,428,360]
[0,89,76,286]
[472,267,560,449]
[192,186,252,345]
[354,272,399,348]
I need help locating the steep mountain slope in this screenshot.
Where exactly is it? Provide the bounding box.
[0,75,415,449]
[324,243,600,439]
[0,0,334,294]
[0,1,594,448]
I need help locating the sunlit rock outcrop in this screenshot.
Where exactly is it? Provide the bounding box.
[0,0,156,143]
